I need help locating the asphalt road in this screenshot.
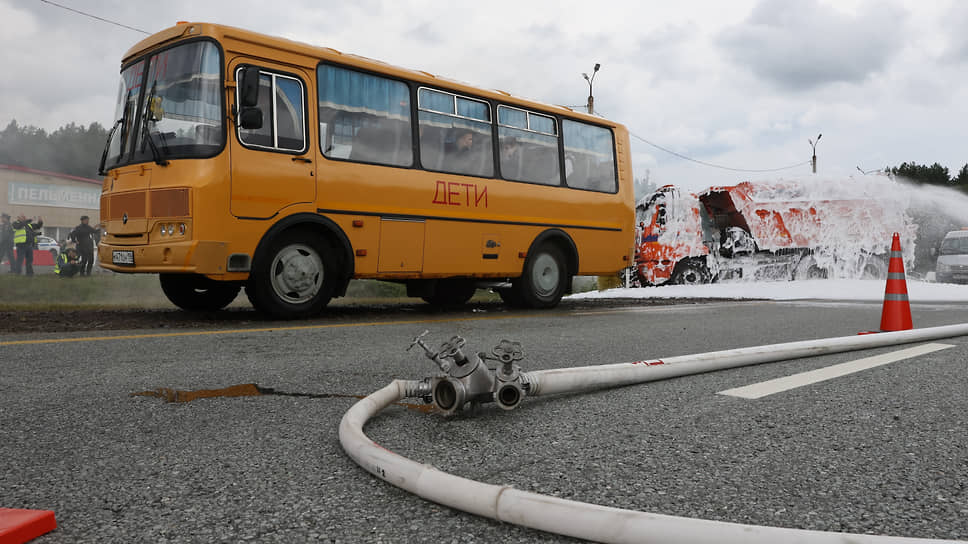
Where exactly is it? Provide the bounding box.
[2,298,967,543]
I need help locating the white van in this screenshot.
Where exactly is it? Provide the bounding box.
[936,229,968,284]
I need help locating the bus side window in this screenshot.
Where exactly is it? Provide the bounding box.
[275,77,306,151]
[497,107,559,186]
[237,69,307,153]
[318,64,412,167]
[562,119,617,193]
[238,72,274,148]
[418,89,493,177]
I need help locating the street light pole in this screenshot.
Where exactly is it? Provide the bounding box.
[808,133,822,174]
[582,63,600,115]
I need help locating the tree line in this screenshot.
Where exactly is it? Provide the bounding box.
[0,120,109,179]
[885,162,968,192]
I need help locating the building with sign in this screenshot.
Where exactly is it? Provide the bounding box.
[0,164,102,243]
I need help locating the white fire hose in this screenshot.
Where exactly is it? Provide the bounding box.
[339,323,968,543]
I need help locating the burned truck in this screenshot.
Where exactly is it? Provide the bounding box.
[634,180,915,286]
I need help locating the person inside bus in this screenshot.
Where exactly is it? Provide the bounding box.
[444,128,476,174]
[500,136,522,179]
[500,137,520,161]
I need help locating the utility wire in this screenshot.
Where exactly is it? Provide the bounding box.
[632,132,811,173]
[597,109,811,173]
[38,0,151,35]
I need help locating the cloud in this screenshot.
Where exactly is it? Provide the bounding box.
[717,0,906,90]
[631,22,704,84]
[939,4,968,64]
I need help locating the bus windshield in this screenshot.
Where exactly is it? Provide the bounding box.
[104,40,223,169]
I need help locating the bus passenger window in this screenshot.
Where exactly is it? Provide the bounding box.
[318,64,412,167]
[497,106,559,186]
[418,89,492,177]
[562,119,617,193]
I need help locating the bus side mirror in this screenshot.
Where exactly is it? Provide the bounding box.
[238,108,263,130]
[239,66,261,108]
[236,66,263,130]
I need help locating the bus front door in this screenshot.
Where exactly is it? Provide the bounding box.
[229,61,316,219]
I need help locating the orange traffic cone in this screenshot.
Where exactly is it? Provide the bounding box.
[880,232,912,331]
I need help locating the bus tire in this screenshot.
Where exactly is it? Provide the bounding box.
[512,244,568,309]
[246,229,337,319]
[422,279,477,307]
[160,273,241,311]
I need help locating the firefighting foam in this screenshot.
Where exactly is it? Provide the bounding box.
[632,175,968,286]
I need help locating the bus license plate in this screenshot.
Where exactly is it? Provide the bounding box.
[112,250,135,266]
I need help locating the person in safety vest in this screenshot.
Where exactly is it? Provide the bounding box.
[12,215,43,276]
[55,247,80,278]
[0,213,16,273]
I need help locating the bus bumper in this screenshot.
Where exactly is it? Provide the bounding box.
[98,240,235,275]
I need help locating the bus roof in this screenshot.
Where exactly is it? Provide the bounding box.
[123,22,626,130]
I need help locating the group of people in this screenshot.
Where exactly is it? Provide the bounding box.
[0,213,100,278]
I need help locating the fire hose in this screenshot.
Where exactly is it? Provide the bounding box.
[340,323,968,544]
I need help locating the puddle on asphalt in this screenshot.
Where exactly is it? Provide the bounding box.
[130,383,436,413]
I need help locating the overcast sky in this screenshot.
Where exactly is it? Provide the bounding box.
[1,0,965,189]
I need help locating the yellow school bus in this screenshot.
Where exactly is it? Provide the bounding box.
[97,22,634,318]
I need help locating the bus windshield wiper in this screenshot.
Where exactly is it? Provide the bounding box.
[140,82,170,167]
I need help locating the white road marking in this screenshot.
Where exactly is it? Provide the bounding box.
[717,343,955,399]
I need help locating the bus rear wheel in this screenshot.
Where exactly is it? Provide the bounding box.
[246,230,338,319]
[422,279,477,307]
[160,274,241,311]
[508,244,568,309]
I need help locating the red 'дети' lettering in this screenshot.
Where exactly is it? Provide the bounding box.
[432,181,487,208]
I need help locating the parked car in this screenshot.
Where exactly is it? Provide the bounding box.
[35,235,60,259]
[935,229,968,284]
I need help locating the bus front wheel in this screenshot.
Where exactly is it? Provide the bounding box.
[510,244,568,309]
[246,230,338,319]
[160,274,241,311]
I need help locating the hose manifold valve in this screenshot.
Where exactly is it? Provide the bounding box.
[408,331,530,414]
